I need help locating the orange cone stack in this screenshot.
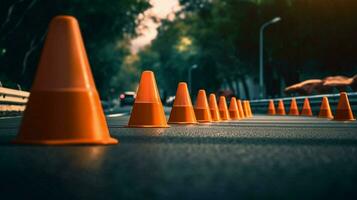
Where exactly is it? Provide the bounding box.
[14,16,117,145]
[128,71,169,127]
[288,98,299,116]
[228,97,240,120]
[276,100,286,115]
[218,96,230,120]
[267,100,276,115]
[168,82,197,124]
[301,98,313,116]
[237,99,245,119]
[194,90,212,123]
[209,94,221,121]
[334,92,355,121]
[318,96,333,119]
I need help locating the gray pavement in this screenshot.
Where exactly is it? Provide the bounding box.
[0,115,357,199]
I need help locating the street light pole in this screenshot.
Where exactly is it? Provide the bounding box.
[188,64,198,94]
[259,17,281,98]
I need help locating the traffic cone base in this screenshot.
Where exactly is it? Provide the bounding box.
[13,15,117,145]
[229,111,240,120]
[14,91,117,145]
[318,110,333,119]
[210,109,221,121]
[334,110,355,121]
[128,102,169,127]
[334,92,355,121]
[248,101,253,117]
[194,108,212,123]
[169,106,197,124]
[219,111,230,120]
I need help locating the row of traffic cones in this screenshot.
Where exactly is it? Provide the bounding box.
[13,15,254,145]
[128,72,253,127]
[267,93,355,121]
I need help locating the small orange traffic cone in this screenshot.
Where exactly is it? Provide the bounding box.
[301,98,313,116]
[229,97,241,120]
[14,16,117,145]
[288,98,299,116]
[276,100,286,115]
[209,94,221,121]
[168,82,197,124]
[267,100,276,115]
[318,96,333,119]
[237,99,245,118]
[128,71,169,127]
[248,101,253,117]
[194,90,212,123]
[334,92,355,121]
[218,96,230,120]
[243,101,250,118]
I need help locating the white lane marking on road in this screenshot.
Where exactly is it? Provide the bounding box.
[107,113,126,118]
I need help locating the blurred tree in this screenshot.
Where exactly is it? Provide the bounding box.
[0,0,149,99]
[137,0,357,98]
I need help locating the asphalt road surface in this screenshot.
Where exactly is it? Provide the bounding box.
[0,113,357,199]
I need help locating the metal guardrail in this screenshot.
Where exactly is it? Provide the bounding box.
[0,87,30,115]
[249,92,357,115]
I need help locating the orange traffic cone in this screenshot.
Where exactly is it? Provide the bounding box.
[243,101,250,118]
[14,16,117,145]
[237,99,245,119]
[229,97,241,120]
[334,92,355,121]
[276,100,286,115]
[128,71,169,127]
[288,98,299,116]
[248,101,253,117]
[209,94,221,121]
[168,82,197,124]
[318,96,333,119]
[267,100,276,115]
[301,98,313,116]
[218,96,230,120]
[194,90,212,123]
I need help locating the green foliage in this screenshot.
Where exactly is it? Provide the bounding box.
[0,0,149,99]
[137,0,357,97]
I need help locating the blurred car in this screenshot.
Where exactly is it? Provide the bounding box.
[165,95,176,106]
[119,91,136,106]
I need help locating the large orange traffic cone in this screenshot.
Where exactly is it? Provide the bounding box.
[318,96,333,119]
[14,16,117,145]
[128,71,169,127]
[288,98,299,116]
[209,94,221,121]
[218,96,230,120]
[267,100,276,115]
[168,82,197,124]
[276,100,286,115]
[229,97,241,120]
[334,92,355,121]
[237,99,245,118]
[301,98,313,116]
[194,90,212,123]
